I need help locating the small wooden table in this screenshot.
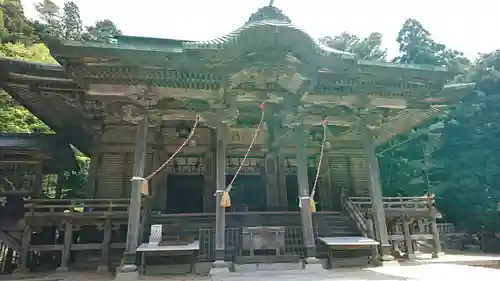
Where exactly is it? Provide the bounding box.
[136,240,200,275]
[319,236,379,268]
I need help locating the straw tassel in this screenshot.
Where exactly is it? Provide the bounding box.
[309,198,316,213]
[219,190,231,208]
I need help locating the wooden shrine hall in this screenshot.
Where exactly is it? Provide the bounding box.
[0,3,474,276]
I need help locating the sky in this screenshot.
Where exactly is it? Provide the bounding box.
[21,0,499,60]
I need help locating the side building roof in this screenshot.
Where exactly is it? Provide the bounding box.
[0,58,94,155]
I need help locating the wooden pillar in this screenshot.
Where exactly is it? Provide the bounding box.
[366,215,380,266]
[203,150,216,212]
[32,158,43,198]
[16,224,32,273]
[293,124,316,259]
[317,155,332,211]
[55,168,64,199]
[214,123,228,266]
[152,126,168,213]
[87,149,101,198]
[264,152,280,210]
[57,220,72,272]
[402,216,415,260]
[359,125,393,262]
[97,219,112,274]
[121,116,148,272]
[276,153,288,208]
[428,199,443,258]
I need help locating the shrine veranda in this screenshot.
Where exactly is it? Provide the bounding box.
[0,4,474,274]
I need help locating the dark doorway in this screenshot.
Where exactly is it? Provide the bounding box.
[166,175,204,213]
[226,175,266,211]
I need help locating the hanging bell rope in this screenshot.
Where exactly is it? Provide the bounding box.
[218,103,265,208]
[300,119,327,213]
[131,114,201,196]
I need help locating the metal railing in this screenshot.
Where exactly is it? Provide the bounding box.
[197,226,315,261]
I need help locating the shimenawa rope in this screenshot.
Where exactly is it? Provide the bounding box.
[130,114,201,195]
[217,103,265,208]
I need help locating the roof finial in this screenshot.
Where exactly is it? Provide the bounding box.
[269,0,275,7]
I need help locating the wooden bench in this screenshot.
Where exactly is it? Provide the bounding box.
[136,224,199,275]
[319,236,379,268]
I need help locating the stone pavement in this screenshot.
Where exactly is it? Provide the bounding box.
[41,263,499,281]
[211,264,500,281]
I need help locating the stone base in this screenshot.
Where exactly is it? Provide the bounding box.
[407,253,417,260]
[96,264,109,274]
[432,252,445,258]
[194,262,213,276]
[118,264,137,273]
[380,260,400,266]
[56,266,69,272]
[212,260,228,268]
[381,254,395,262]
[114,270,139,281]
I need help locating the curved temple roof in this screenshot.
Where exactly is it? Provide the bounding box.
[0,4,476,153]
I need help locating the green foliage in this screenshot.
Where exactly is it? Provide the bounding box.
[319,32,387,60]
[0,0,38,44]
[82,19,122,42]
[0,43,55,133]
[378,18,500,233]
[61,1,82,40]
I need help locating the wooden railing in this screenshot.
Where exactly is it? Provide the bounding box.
[23,198,130,218]
[342,194,367,236]
[349,196,431,211]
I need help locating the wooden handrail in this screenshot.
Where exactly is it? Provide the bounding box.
[349,196,431,210]
[342,194,367,236]
[23,198,131,217]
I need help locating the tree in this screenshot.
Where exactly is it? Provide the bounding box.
[319,31,387,60]
[393,18,470,73]
[34,0,62,39]
[0,0,37,44]
[381,18,500,233]
[82,19,121,42]
[61,1,82,40]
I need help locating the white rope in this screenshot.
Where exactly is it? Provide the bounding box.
[223,106,265,194]
[130,114,200,182]
[308,120,327,202]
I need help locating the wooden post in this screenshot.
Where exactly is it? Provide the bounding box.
[366,215,380,266]
[359,125,394,262]
[214,123,227,267]
[16,224,32,273]
[402,216,415,260]
[203,150,216,212]
[55,168,64,199]
[264,152,280,210]
[317,155,332,211]
[151,127,167,213]
[293,124,316,261]
[32,158,43,198]
[121,116,148,272]
[57,220,72,272]
[277,153,288,209]
[87,149,101,198]
[428,199,443,258]
[97,219,112,274]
